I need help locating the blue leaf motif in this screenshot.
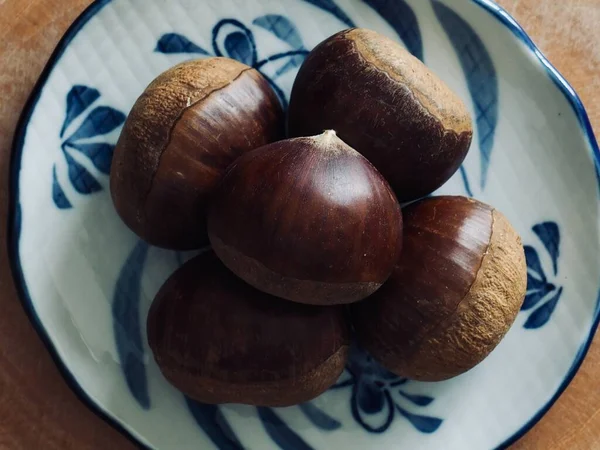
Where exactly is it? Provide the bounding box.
[398,391,435,407]
[524,245,546,283]
[363,0,423,60]
[155,33,210,54]
[298,403,342,431]
[186,398,243,450]
[257,407,315,450]
[64,151,102,194]
[61,86,100,138]
[52,165,72,209]
[212,20,257,66]
[277,55,306,77]
[66,142,113,174]
[533,222,560,275]
[224,31,257,66]
[301,0,355,27]
[252,15,307,79]
[527,272,547,292]
[396,405,443,433]
[459,165,474,197]
[254,50,308,79]
[432,1,498,190]
[253,15,303,49]
[521,283,555,311]
[66,106,126,143]
[524,287,563,329]
[112,241,149,409]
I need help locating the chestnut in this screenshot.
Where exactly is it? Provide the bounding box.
[351,196,527,381]
[287,28,472,202]
[147,251,349,406]
[110,57,283,249]
[207,130,403,305]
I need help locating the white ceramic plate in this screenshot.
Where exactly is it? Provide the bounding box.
[9,0,600,449]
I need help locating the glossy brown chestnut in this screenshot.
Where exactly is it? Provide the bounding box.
[110,57,283,249]
[352,196,527,381]
[147,251,350,406]
[207,130,403,305]
[288,28,473,202]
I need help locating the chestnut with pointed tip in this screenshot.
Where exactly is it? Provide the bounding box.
[110,57,283,250]
[351,196,527,381]
[147,251,350,406]
[208,130,403,305]
[288,28,473,202]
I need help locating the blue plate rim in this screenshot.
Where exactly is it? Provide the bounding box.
[6,0,600,449]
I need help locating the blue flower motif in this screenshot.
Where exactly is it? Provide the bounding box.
[331,346,443,434]
[521,222,563,329]
[54,85,125,209]
[155,15,309,109]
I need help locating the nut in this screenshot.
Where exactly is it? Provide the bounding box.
[352,196,527,381]
[208,130,403,305]
[147,251,350,406]
[288,28,472,201]
[111,57,283,249]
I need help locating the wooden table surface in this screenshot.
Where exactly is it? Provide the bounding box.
[0,1,599,449]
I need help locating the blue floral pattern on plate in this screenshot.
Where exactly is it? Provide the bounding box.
[521,222,563,329]
[54,85,125,208]
[155,16,309,108]
[331,346,443,434]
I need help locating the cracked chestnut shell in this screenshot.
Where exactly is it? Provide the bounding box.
[208,130,403,305]
[110,57,283,249]
[288,28,473,202]
[351,196,527,381]
[147,251,350,406]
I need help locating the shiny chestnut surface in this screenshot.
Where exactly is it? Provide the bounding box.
[288,28,472,201]
[111,57,283,250]
[147,251,350,406]
[352,196,527,381]
[208,131,403,305]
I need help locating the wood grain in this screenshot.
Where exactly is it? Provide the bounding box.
[0,1,598,449]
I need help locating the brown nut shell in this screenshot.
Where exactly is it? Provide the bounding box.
[111,57,283,249]
[351,196,527,381]
[147,251,350,406]
[288,28,473,201]
[207,131,403,305]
